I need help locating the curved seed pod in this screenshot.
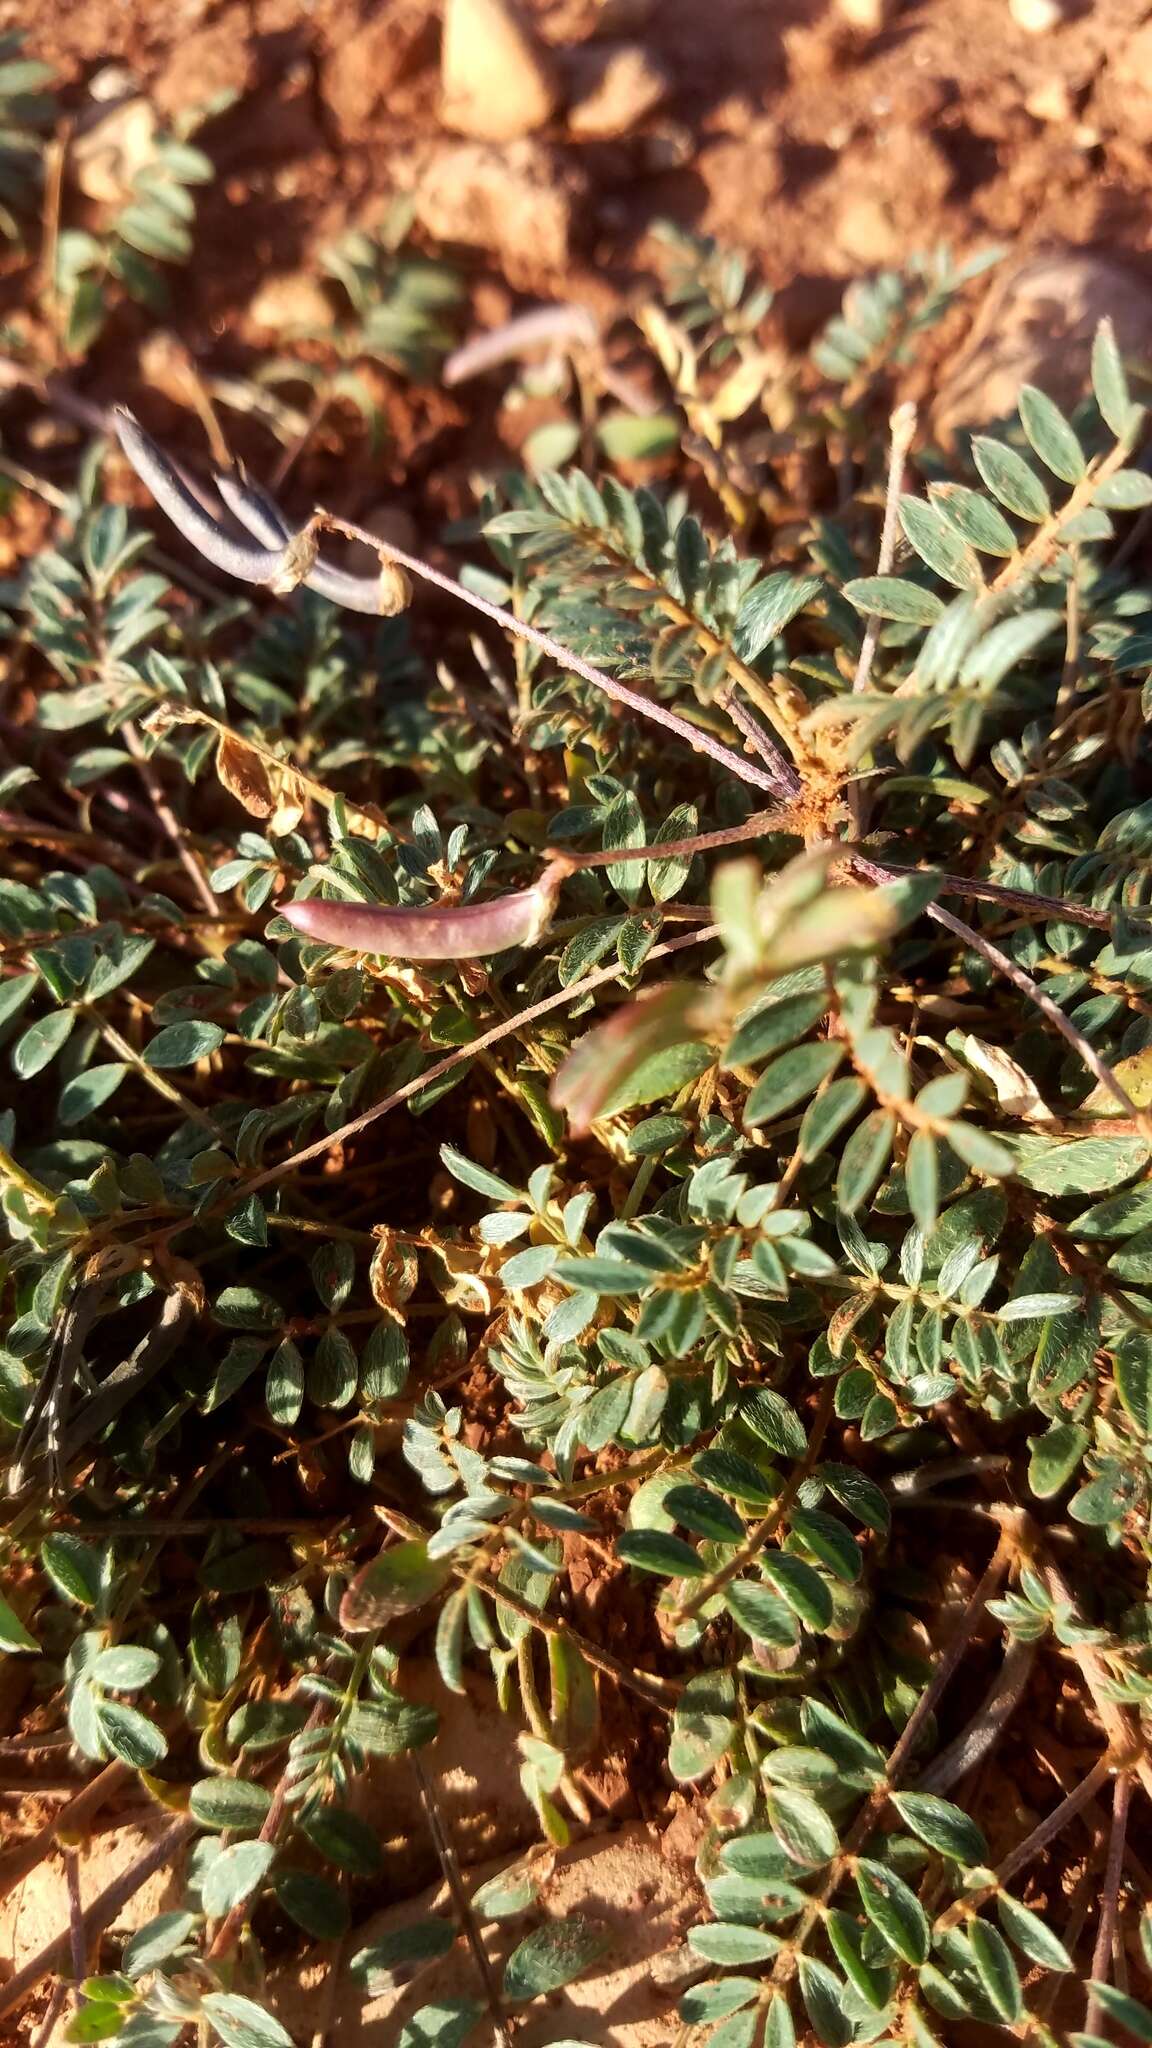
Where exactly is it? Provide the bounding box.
[443,302,599,386]
[114,410,287,586]
[215,468,411,617]
[279,859,568,961]
[212,467,291,544]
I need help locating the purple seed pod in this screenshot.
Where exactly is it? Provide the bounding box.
[114,410,286,587]
[214,469,410,617]
[279,859,569,961]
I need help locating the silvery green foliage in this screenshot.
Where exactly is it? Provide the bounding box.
[2,183,1152,2048]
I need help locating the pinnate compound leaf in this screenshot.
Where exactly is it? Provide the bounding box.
[616,1530,705,1578]
[898,496,980,587]
[1094,469,1152,510]
[189,1776,273,1832]
[13,1009,75,1078]
[995,1892,1072,1971]
[146,1020,225,1068]
[688,1924,780,1965]
[733,572,822,661]
[397,2004,485,2048]
[41,1533,102,1606]
[968,1918,1023,2022]
[679,1979,759,2025]
[741,1385,806,1458]
[0,1590,39,1651]
[202,1842,277,1918]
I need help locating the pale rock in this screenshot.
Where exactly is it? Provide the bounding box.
[1009,0,1069,30]
[835,193,901,267]
[271,1821,703,2046]
[834,0,897,28]
[247,271,334,334]
[566,41,670,139]
[87,64,139,104]
[933,250,1152,444]
[414,140,584,277]
[1025,75,1073,123]
[440,0,559,142]
[72,97,157,206]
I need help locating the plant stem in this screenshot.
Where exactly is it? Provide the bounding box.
[314,511,791,799]
[201,922,719,1210]
[121,721,218,914]
[412,1752,515,2047]
[1084,1770,1132,2036]
[0,1817,197,2022]
[671,1380,835,1626]
[766,1521,1018,1996]
[852,854,1152,1130]
[851,404,917,705]
[935,1752,1115,1933]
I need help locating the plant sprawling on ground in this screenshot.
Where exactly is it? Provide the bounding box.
[2,73,1152,2048]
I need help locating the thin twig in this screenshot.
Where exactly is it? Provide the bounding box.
[62,1283,198,1465]
[30,1981,68,2048]
[1084,1771,1132,2035]
[120,723,218,914]
[0,1818,197,2022]
[315,508,791,796]
[206,1701,328,1962]
[880,861,1131,932]
[116,411,794,798]
[917,1636,1037,1792]
[443,303,598,386]
[549,806,793,869]
[0,1763,130,1904]
[65,1847,86,1987]
[194,922,718,1210]
[767,1524,1018,1997]
[853,852,1152,1127]
[849,400,917,832]
[412,1754,513,2048]
[1038,1559,1152,1806]
[883,1523,1018,1786]
[373,1502,678,1710]
[935,1751,1115,1932]
[671,1380,835,1625]
[722,687,800,786]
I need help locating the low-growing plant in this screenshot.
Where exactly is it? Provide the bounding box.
[2,73,1152,2048]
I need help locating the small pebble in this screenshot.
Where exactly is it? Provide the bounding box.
[834,0,896,28]
[1009,0,1069,32]
[440,0,559,142]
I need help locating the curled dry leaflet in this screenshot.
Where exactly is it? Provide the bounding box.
[5,170,1152,2048]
